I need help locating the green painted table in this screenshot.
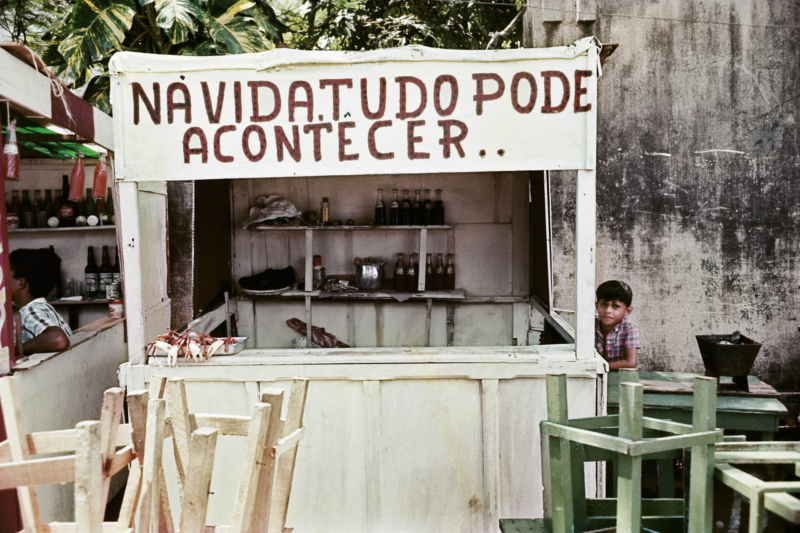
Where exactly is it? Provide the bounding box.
[607,372,788,439]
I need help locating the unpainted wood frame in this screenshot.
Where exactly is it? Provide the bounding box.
[541,372,722,533]
[139,375,309,533]
[0,376,135,533]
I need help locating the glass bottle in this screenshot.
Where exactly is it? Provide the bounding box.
[59,176,75,227]
[33,190,42,211]
[43,190,54,219]
[444,254,455,290]
[99,245,113,297]
[410,190,421,225]
[19,190,32,228]
[374,189,386,226]
[422,189,433,225]
[424,253,433,291]
[433,189,445,225]
[400,190,411,225]
[85,188,97,219]
[85,246,99,298]
[320,197,330,225]
[8,191,20,229]
[432,253,444,291]
[405,253,417,292]
[112,247,121,282]
[106,187,115,225]
[393,253,406,292]
[389,189,399,225]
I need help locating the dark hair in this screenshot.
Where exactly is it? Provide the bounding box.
[10,248,62,298]
[596,280,633,307]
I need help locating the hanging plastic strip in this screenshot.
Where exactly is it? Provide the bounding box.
[3,101,20,181]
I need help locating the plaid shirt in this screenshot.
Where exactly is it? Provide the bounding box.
[19,298,73,343]
[595,316,640,362]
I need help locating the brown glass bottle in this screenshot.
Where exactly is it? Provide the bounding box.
[444,254,455,290]
[375,189,386,225]
[112,247,121,282]
[393,253,406,292]
[424,253,433,291]
[405,253,417,292]
[99,245,114,297]
[59,176,75,227]
[431,253,444,291]
[84,246,99,298]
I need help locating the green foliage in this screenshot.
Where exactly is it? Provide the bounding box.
[0,0,71,54]
[35,0,523,114]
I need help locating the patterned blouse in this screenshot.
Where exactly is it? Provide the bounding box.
[19,298,73,343]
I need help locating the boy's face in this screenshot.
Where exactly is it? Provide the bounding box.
[596,298,632,330]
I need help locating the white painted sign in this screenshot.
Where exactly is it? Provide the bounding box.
[110,39,599,181]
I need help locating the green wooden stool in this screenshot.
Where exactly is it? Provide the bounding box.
[714,441,800,532]
[501,372,724,533]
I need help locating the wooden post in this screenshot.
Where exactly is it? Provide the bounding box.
[0,376,44,531]
[99,387,125,502]
[118,391,149,529]
[545,374,573,533]
[75,420,104,533]
[140,399,167,533]
[689,377,717,533]
[118,180,146,364]
[179,428,219,533]
[165,378,194,496]
[616,382,643,533]
[269,379,309,533]
[231,402,273,533]
[575,169,596,361]
[248,389,285,533]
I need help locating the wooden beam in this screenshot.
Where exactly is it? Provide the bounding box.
[74,421,104,533]
[230,403,273,533]
[248,389,285,533]
[689,377,717,533]
[616,383,643,533]
[0,425,132,463]
[574,169,596,360]
[179,428,219,533]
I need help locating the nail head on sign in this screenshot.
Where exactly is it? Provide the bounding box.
[498,149,505,156]
[479,149,486,157]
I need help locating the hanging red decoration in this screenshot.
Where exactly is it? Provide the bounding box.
[3,119,20,181]
[92,153,107,199]
[68,153,85,202]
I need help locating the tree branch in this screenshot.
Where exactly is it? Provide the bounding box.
[485,6,526,50]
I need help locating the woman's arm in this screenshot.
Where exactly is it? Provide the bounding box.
[23,326,70,355]
[608,347,637,370]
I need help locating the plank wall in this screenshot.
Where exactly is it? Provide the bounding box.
[232,172,534,347]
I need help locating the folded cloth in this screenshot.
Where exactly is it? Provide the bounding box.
[239,267,295,291]
[242,195,300,229]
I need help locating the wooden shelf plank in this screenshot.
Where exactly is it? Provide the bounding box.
[251,225,451,231]
[9,226,116,233]
[48,299,110,306]
[239,288,465,301]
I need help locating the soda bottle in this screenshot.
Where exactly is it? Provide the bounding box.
[389,189,400,225]
[422,189,433,225]
[8,190,20,229]
[106,187,115,225]
[424,253,433,291]
[432,253,444,291]
[99,245,113,296]
[374,189,386,225]
[59,176,75,227]
[400,190,411,225]
[19,190,32,228]
[84,246,100,298]
[112,247,121,283]
[444,254,455,290]
[43,190,54,219]
[410,190,421,225]
[433,189,445,225]
[393,253,406,292]
[405,253,417,292]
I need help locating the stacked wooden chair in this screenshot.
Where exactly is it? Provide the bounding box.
[500,371,725,533]
[713,440,800,533]
[138,375,309,533]
[0,376,136,532]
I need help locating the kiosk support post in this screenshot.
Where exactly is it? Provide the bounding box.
[575,169,596,360]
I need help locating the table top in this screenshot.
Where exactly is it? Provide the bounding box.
[607,371,787,416]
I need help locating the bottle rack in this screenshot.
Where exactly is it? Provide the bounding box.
[8,226,116,233]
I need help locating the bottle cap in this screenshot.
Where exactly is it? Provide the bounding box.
[313,255,322,267]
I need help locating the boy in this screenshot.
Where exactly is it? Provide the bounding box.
[9,248,72,355]
[595,280,640,370]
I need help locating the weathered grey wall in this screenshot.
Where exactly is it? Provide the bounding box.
[527,1,800,390]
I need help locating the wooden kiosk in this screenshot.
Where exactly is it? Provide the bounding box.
[113,38,609,532]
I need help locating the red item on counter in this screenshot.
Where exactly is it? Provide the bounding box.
[92,153,107,199]
[286,318,350,348]
[3,119,20,181]
[67,153,85,202]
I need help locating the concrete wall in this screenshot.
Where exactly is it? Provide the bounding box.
[527,2,800,389]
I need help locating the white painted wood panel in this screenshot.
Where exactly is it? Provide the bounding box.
[121,352,604,533]
[453,304,513,347]
[12,322,128,522]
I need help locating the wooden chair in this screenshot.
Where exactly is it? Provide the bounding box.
[137,375,309,533]
[500,371,724,533]
[714,441,800,533]
[0,376,136,532]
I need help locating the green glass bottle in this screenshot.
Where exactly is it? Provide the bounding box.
[106,187,115,225]
[85,188,96,218]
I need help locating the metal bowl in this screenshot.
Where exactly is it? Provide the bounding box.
[354,260,385,291]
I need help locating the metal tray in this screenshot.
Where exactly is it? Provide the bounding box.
[151,337,248,357]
